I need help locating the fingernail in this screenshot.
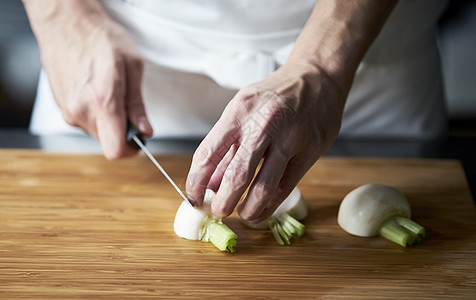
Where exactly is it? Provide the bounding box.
[138,117,152,135]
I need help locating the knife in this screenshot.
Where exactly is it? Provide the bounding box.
[126,122,193,207]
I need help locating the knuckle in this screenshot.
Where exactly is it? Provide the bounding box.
[91,91,108,109]
[62,102,86,127]
[186,172,200,187]
[93,88,122,113]
[273,145,290,162]
[235,86,256,101]
[192,143,220,168]
[262,103,294,136]
[252,182,274,201]
[239,211,255,222]
[192,144,212,165]
[277,184,294,199]
[230,89,256,115]
[241,207,266,223]
[226,163,250,189]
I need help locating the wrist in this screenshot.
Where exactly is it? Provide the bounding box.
[283,0,397,94]
[284,37,362,97]
[273,58,347,121]
[279,59,347,102]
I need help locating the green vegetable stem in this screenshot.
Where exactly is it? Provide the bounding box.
[208,222,237,253]
[379,216,426,247]
[268,213,306,246]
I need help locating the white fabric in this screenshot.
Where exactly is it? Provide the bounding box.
[341,0,449,139]
[30,0,449,140]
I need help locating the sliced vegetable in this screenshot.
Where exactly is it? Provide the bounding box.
[208,222,237,252]
[173,189,237,253]
[242,187,308,245]
[337,183,425,247]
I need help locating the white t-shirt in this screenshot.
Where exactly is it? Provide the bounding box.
[30,0,449,140]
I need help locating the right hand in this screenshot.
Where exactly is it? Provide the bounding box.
[24,0,153,159]
[186,62,345,223]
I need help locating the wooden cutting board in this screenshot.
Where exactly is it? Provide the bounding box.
[0,149,475,299]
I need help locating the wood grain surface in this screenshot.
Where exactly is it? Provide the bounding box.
[0,149,475,299]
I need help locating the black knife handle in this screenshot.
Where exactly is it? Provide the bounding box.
[126,121,146,150]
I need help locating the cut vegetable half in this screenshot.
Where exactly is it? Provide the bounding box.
[338,183,425,247]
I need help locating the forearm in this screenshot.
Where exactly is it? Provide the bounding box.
[23,0,111,46]
[286,0,397,92]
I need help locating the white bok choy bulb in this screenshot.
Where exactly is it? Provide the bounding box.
[338,183,426,247]
[174,189,237,253]
[242,187,308,245]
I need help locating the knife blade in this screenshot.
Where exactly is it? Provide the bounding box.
[126,122,193,207]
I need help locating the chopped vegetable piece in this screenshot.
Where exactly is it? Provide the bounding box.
[242,188,308,245]
[268,213,306,246]
[208,221,237,253]
[173,189,237,253]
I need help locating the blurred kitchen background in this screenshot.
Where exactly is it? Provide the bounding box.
[1,0,475,135]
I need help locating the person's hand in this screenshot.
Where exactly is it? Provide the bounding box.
[185,0,397,223]
[186,63,346,223]
[24,0,153,159]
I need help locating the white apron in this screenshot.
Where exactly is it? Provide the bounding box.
[30,0,449,140]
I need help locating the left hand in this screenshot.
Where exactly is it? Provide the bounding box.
[186,63,346,223]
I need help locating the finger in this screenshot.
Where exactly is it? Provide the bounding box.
[250,154,311,222]
[125,56,153,138]
[94,62,135,160]
[58,86,100,140]
[207,143,239,191]
[211,136,270,217]
[186,125,238,206]
[96,101,136,160]
[237,145,289,222]
[62,100,99,140]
